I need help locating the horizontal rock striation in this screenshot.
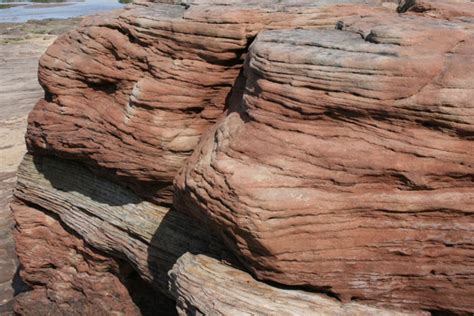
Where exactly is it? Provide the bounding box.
[12,0,474,315]
[175,13,474,314]
[170,253,427,316]
[25,0,393,203]
[14,154,226,295]
[12,153,418,315]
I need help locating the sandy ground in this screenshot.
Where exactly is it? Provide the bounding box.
[0,19,79,314]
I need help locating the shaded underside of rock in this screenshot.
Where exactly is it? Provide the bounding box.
[14,154,226,295]
[12,154,423,315]
[25,0,394,204]
[175,13,474,314]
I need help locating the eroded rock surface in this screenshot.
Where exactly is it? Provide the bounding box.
[12,154,417,315]
[25,0,394,204]
[175,13,474,314]
[170,253,428,316]
[11,1,474,315]
[14,154,227,295]
[12,202,147,315]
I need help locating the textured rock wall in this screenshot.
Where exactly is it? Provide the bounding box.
[25,0,393,204]
[170,253,426,316]
[14,154,227,295]
[12,202,148,315]
[12,154,419,315]
[175,6,474,315]
[11,0,474,315]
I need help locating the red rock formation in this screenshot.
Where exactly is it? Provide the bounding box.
[25,1,393,204]
[13,153,418,315]
[175,13,474,314]
[12,202,143,315]
[12,1,474,315]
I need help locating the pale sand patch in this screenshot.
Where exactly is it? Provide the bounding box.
[0,18,80,313]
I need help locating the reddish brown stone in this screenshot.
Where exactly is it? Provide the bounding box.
[26,1,393,204]
[13,153,422,315]
[15,1,474,315]
[12,201,173,315]
[398,0,474,19]
[175,13,474,314]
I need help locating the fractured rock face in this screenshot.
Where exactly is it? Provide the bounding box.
[175,13,474,313]
[25,1,393,204]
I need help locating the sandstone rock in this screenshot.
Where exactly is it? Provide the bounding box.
[12,202,144,315]
[15,1,474,314]
[14,154,225,295]
[13,154,420,315]
[398,0,474,19]
[175,14,474,314]
[170,253,427,316]
[11,154,229,312]
[25,1,393,204]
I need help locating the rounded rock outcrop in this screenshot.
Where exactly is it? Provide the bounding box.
[175,13,474,314]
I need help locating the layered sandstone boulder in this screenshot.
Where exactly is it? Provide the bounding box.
[25,0,393,203]
[12,202,171,316]
[11,0,474,315]
[175,12,474,314]
[170,253,426,316]
[12,154,419,315]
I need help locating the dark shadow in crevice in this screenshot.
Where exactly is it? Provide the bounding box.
[43,90,53,103]
[32,154,142,206]
[146,205,236,288]
[222,36,256,124]
[29,149,173,207]
[11,265,30,296]
[426,309,458,316]
[85,79,119,95]
[397,0,417,13]
[118,260,177,316]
